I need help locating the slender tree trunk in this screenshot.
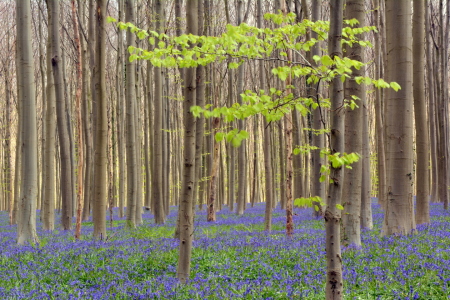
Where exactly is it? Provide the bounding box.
[373,0,386,210]
[92,0,108,239]
[413,0,430,225]
[360,92,372,229]
[177,0,198,283]
[207,116,220,222]
[48,0,73,230]
[125,0,138,228]
[153,0,165,224]
[82,0,95,221]
[383,0,415,236]
[426,1,438,204]
[310,0,325,217]
[342,0,364,247]
[117,0,126,218]
[16,0,39,245]
[236,0,247,215]
[325,0,344,298]
[71,0,84,239]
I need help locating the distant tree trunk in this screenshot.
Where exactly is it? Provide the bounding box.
[383,0,415,236]
[310,0,325,217]
[194,0,205,211]
[177,0,198,283]
[153,0,165,224]
[342,0,364,247]
[48,0,73,230]
[360,94,372,229]
[236,0,247,216]
[4,41,12,222]
[413,0,430,225]
[435,1,449,209]
[325,0,344,298]
[125,0,138,228]
[207,116,220,222]
[82,0,95,221]
[92,0,108,239]
[373,0,387,211]
[16,0,39,245]
[117,0,126,218]
[71,0,84,239]
[426,1,438,204]
[259,0,273,232]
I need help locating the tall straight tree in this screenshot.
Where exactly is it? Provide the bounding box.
[310,0,325,217]
[125,0,138,228]
[47,0,73,230]
[93,0,108,239]
[16,0,38,245]
[153,0,165,224]
[383,0,415,235]
[42,12,57,231]
[71,0,84,239]
[259,0,273,231]
[194,0,206,211]
[325,0,344,298]
[342,0,365,247]
[413,0,430,225]
[426,0,438,205]
[373,0,386,210]
[236,0,247,215]
[177,0,197,283]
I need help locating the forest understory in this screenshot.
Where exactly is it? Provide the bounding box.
[0,202,449,300]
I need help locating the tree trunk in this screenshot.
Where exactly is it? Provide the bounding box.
[177,0,198,283]
[413,0,430,225]
[236,0,247,215]
[194,0,205,212]
[325,0,344,298]
[207,117,220,222]
[360,93,372,229]
[71,0,84,239]
[426,1,438,205]
[16,0,39,245]
[92,0,108,239]
[48,0,73,230]
[125,0,138,228]
[373,0,386,211]
[309,0,325,217]
[342,0,365,247]
[153,0,165,224]
[117,0,126,218]
[383,0,415,236]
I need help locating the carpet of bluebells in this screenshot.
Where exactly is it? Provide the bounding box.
[0,202,449,299]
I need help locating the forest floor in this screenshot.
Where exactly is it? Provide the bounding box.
[0,202,449,299]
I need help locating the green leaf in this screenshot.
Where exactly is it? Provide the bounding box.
[107,16,117,23]
[336,204,344,210]
[215,132,225,142]
[321,55,333,66]
[390,82,401,91]
[229,62,239,69]
[137,31,147,40]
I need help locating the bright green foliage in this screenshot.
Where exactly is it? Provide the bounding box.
[110,12,399,208]
[109,13,397,131]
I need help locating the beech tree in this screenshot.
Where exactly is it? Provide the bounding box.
[413,0,429,225]
[342,0,365,248]
[47,0,74,231]
[16,0,38,245]
[383,0,415,236]
[92,0,108,239]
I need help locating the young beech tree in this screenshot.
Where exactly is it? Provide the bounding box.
[111,8,398,294]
